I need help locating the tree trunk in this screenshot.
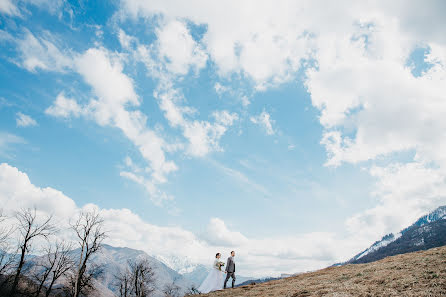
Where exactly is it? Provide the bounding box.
[10,245,26,296]
[74,243,85,297]
[45,272,57,297]
[35,281,45,297]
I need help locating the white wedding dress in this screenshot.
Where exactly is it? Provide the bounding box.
[198,259,224,293]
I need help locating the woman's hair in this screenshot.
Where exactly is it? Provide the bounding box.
[215,253,221,258]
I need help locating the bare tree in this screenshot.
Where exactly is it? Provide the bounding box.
[114,267,132,297]
[31,241,74,297]
[66,262,104,297]
[0,209,12,242]
[10,208,56,296]
[0,210,16,290]
[128,259,156,297]
[162,280,181,297]
[45,241,73,297]
[70,210,107,297]
[0,248,15,290]
[31,242,56,297]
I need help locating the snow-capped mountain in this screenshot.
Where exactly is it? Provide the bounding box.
[405,205,446,230]
[154,254,202,274]
[350,232,403,262]
[154,255,215,286]
[345,205,446,264]
[181,264,210,286]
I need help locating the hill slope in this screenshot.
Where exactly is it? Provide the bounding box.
[201,246,446,297]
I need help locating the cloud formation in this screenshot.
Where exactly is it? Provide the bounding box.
[16,112,37,127]
[17,25,238,204]
[45,93,84,118]
[250,110,275,135]
[117,0,446,240]
[0,133,26,157]
[16,30,72,72]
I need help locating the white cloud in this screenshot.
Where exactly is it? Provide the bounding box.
[123,21,236,157]
[182,118,235,157]
[213,110,238,126]
[155,20,207,76]
[74,47,177,194]
[11,34,180,204]
[0,163,77,218]
[118,23,237,159]
[16,112,37,127]
[214,83,251,107]
[209,159,270,196]
[118,0,446,164]
[307,34,446,168]
[19,26,232,203]
[203,218,248,247]
[171,110,238,157]
[250,110,275,135]
[120,0,311,89]
[45,92,84,118]
[214,82,228,95]
[0,162,197,257]
[119,170,173,206]
[0,132,26,157]
[41,46,177,204]
[0,163,369,277]
[16,30,72,72]
[75,48,139,111]
[299,7,446,239]
[0,0,67,16]
[346,162,446,239]
[240,95,250,107]
[0,0,19,15]
[118,29,137,50]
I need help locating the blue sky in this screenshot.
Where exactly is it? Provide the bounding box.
[1,0,446,277]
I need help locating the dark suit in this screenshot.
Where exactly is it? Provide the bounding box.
[224,256,236,288]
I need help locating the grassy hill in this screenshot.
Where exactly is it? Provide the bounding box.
[201,245,446,297]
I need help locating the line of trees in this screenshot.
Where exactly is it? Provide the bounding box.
[0,208,107,297]
[0,208,201,297]
[113,262,201,297]
[114,259,156,297]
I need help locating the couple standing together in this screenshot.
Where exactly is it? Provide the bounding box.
[198,251,237,293]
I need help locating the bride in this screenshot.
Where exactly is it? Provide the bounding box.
[198,253,225,293]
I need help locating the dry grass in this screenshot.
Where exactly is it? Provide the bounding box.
[201,246,446,297]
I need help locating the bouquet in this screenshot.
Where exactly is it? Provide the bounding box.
[216,261,225,271]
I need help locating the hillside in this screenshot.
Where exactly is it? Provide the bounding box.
[201,245,446,297]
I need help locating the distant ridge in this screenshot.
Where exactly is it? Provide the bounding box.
[344,205,446,264]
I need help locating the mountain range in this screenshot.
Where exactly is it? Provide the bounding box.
[25,244,254,297]
[344,205,446,264]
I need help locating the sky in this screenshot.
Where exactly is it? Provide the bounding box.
[0,0,446,277]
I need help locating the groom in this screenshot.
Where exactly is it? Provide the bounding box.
[224,251,236,289]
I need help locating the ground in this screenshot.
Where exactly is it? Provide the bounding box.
[200,246,446,297]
